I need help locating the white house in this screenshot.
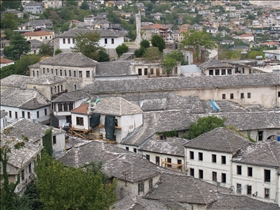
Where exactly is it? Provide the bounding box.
[0,89,51,125]
[199,58,235,76]
[0,110,8,130]
[22,30,54,42]
[24,1,44,14]
[263,50,280,61]
[206,27,218,35]
[184,127,250,188]
[0,57,14,68]
[232,141,280,206]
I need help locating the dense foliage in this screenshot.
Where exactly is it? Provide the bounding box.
[151,34,166,52]
[116,43,129,57]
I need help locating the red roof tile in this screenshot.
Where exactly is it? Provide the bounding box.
[23,31,52,37]
[0,57,14,64]
[71,103,89,115]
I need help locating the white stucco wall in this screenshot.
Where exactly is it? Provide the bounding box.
[71,113,90,130]
[185,148,233,188]
[52,130,65,157]
[232,162,279,205]
[0,115,8,130]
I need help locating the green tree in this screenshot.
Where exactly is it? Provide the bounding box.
[151,35,166,52]
[140,40,150,49]
[65,0,78,7]
[1,0,22,11]
[35,151,117,210]
[134,48,146,58]
[4,29,15,40]
[162,56,176,76]
[186,116,226,139]
[55,49,62,55]
[98,50,110,62]
[42,128,53,156]
[181,30,216,60]
[72,32,104,61]
[0,14,18,30]
[3,32,30,60]
[116,43,128,57]
[164,50,186,64]
[80,1,89,10]
[38,43,54,56]
[143,47,162,60]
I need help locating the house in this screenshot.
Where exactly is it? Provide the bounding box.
[0,133,41,194]
[206,27,218,35]
[138,138,189,171]
[42,0,63,9]
[184,127,250,188]
[24,1,44,14]
[18,19,53,31]
[52,90,90,128]
[28,39,43,54]
[22,30,54,41]
[261,41,278,48]
[55,28,125,59]
[0,110,8,130]
[2,9,24,18]
[220,40,235,45]
[188,23,203,31]
[90,97,143,143]
[150,13,163,21]
[141,24,170,41]
[263,50,280,61]
[0,57,14,68]
[29,52,98,89]
[239,33,255,42]
[0,88,51,124]
[199,58,235,76]
[232,141,280,206]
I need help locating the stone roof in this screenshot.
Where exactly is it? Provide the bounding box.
[1,89,50,109]
[23,31,52,37]
[1,133,42,174]
[3,119,50,144]
[110,196,182,210]
[95,61,135,77]
[232,141,280,168]
[56,28,125,38]
[27,74,66,85]
[83,73,280,94]
[139,138,189,157]
[39,53,98,67]
[51,90,90,103]
[199,58,234,70]
[206,193,280,210]
[25,1,43,6]
[29,39,43,48]
[59,140,159,182]
[0,75,32,89]
[146,173,229,205]
[0,110,8,118]
[93,97,143,116]
[20,19,52,27]
[184,127,250,153]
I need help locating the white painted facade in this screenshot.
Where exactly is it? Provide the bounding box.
[52,128,66,157]
[0,106,51,124]
[0,61,14,68]
[71,113,90,130]
[264,50,280,61]
[0,113,8,130]
[185,148,232,188]
[231,162,280,206]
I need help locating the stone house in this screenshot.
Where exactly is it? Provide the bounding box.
[24,1,44,14]
[188,24,203,32]
[199,58,235,76]
[184,127,250,188]
[18,19,53,31]
[22,30,54,42]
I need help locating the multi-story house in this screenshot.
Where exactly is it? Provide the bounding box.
[22,30,54,41]
[24,1,44,14]
[199,58,235,76]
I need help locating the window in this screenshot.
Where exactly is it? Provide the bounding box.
[69,103,73,111]
[61,85,63,91]
[221,156,226,164]
[199,169,203,179]
[56,69,58,75]
[237,165,242,175]
[21,170,25,181]
[63,104,68,112]
[222,94,226,99]
[37,71,39,76]
[149,179,153,189]
[212,171,217,182]
[86,71,90,78]
[76,117,84,126]
[33,71,35,76]
[58,85,60,93]
[138,182,144,195]
[144,68,148,75]
[156,156,160,165]
[247,185,252,195]
[278,91,280,97]
[60,70,62,76]
[258,131,263,141]
[68,38,70,44]
[146,154,150,161]
[150,68,154,75]
[133,148,137,153]
[138,69,142,75]
[209,70,213,75]
[28,112,30,119]
[237,183,242,194]
[47,68,49,73]
[167,158,172,167]
[221,69,226,75]
[51,69,53,74]
[15,112,18,119]
[230,93,234,99]
[105,38,107,44]
[64,70,67,76]
[111,38,114,44]
[126,147,129,151]
[73,38,75,44]
[37,111,39,118]
[53,136,56,144]
[74,84,77,90]
[44,109,47,116]
[58,104,62,111]
[22,111,25,118]
[264,170,270,182]
[74,71,76,77]
[264,188,270,198]
[79,71,82,78]
[215,69,220,75]
[248,167,253,177]
[221,173,226,183]
[198,152,203,161]
[228,69,232,75]
[28,163,32,173]
[190,151,194,159]
[190,168,194,177]
[240,93,244,98]
[69,70,71,77]
[212,154,217,163]
[43,68,45,74]
[247,92,251,98]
